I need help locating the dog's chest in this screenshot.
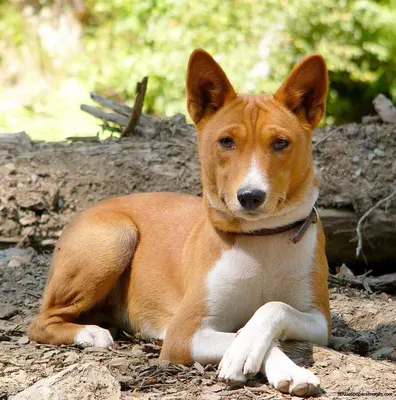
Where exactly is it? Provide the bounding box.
[203,226,317,332]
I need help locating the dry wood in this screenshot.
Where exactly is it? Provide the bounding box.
[90,92,132,117]
[65,135,100,143]
[329,271,396,292]
[80,104,129,126]
[356,190,396,258]
[122,76,148,137]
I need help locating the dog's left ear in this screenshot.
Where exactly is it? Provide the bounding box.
[187,49,236,124]
[274,54,328,129]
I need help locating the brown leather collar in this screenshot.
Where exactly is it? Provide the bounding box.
[239,207,318,244]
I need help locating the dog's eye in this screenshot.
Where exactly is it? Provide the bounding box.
[273,138,289,151]
[219,137,235,150]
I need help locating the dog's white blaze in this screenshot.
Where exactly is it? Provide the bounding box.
[203,223,317,333]
[240,155,269,193]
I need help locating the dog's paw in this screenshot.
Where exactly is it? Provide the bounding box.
[267,364,320,396]
[218,329,269,382]
[74,325,114,348]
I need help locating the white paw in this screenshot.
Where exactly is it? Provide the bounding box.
[74,325,114,348]
[218,329,269,382]
[267,364,320,396]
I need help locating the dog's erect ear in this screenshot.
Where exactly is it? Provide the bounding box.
[274,54,328,129]
[187,49,236,124]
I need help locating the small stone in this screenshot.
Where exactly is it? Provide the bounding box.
[19,216,37,226]
[3,163,16,174]
[64,352,79,364]
[30,174,38,184]
[363,138,376,150]
[8,259,21,268]
[17,336,30,345]
[194,361,205,374]
[354,168,362,177]
[108,357,128,367]
[373,148,385,157]
[352,156,360,163]
[0,303,18,320]
[345,364,357,373]
[368,153,375,161]
[378,292,389,301]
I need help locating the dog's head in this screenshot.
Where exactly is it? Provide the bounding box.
[186,49,327,231]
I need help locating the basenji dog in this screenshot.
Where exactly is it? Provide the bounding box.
[28,49,330,396]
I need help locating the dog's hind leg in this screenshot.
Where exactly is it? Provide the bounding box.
[28,210,138,347]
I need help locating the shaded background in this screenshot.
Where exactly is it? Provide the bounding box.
[1,0,396,141]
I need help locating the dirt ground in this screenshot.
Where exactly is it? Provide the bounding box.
[0,115,395,398]
[0,248,395,399]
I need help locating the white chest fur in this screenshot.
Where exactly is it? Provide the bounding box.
[203,224,317,332]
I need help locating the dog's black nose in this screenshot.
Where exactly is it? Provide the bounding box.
[237,188,266,211]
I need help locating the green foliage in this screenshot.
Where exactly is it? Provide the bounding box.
[1,0,396,140]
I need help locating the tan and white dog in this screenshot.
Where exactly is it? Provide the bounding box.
[28,49,331,396]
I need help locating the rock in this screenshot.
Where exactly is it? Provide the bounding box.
[0,132,32,156]
[63,352,80,365]
[363,139,376,150]
[368,153,375,161]
[17,336,30,345]
[8,259,22,268]
[0,248,26,263]
[194,361,205,374]
[2,163,17,174]
[373,94,396,123]
[10,363,121,400]
[373,148,385,157]
[0,303,18,320]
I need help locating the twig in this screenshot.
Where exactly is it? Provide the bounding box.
[122,76,148,137]
[66,134,100,143]
[80,104,129,126]
[356,190,396,257]
[328,272,396,292]
[313,127,342,149]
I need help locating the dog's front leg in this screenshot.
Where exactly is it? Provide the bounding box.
[218,301,328,381]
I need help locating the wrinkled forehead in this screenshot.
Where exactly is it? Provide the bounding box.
[199,94,301,136]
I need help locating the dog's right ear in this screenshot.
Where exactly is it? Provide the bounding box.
[187,49,236,124]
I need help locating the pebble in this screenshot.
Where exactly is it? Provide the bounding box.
[352,156,360,163]
[0,303,18,320]
[17,336,30,345]
[368,153,375,161]
[345,364,357,373]
[8,259,22,268]
[354,168,362,177]
[63,352,79,364]
[363,138,376,150]
[30,174,38,184]
[374,148,385,157]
